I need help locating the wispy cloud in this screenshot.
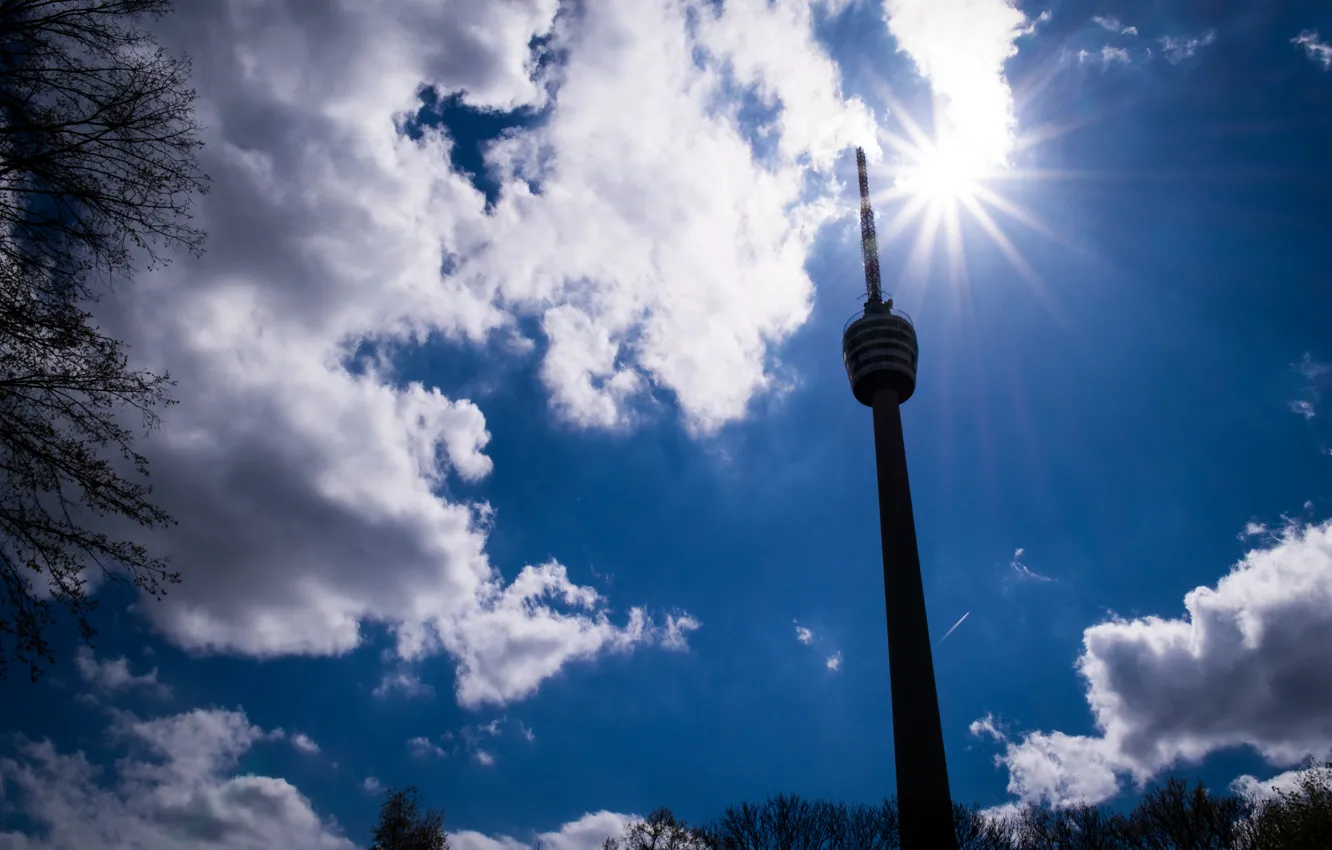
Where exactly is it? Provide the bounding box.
[1010,547,1054,582]
[826,651,843,672]
[969,712,1005,742]
[1293,30,1332,70]
[660,613,702,651]
[1092,15,1136,36]
[1159,30,1217,64]
[408,736,448,759]
[474,750,496,767]
[519,722,536,743]
[794,621,814,645]
[1079,45,1133,68]
[1239,521,1269,540]
[1290,353,1330,420]
[362,777,383,794]
[936,611,971,647]
[1296,353,1332,381]
[372,669,434,701]
[74,648,170,699]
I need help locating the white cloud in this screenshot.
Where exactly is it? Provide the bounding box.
[1290,353,1330,419]
[289,733,320,755]
[408,736,448,760]
[372,670,435,701]
[969,712,1005,742]
[1159,30,1217,64]
[1076,45,1134,69]
[1293,30,1332,70]
[74,648,170,698]
[794,623,814,645]
[691,0,880,169]
[451,811,640,850]
[1229,764,1326,803]
[882,0,1034,168]
[519,723,536,743]
[1010,547,1054,582]
[660,613,702,651]
[826,651,843,671]
[1101,46,1132,66]
[437,562,686,708]
[474,750,496,767]
[1091,16,1137,38]
[980,520,1332,808]
[80,0,889,710]
[0,708,352,849]
[1239,521,1269,540]
[362,776,383,794]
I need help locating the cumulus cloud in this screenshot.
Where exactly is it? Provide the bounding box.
[826,651,843,672]
[882,0,1034,168]
[437,562,684,708]
[362,777,383,794]
[794,622,814,645]
[0,708,351,849]
[1293,30,1332,70]
[74,647,170,698]
[451,811,640,850]
[1230,763,1332,803]
[83,0,881,712]
[289,733,320,755]
[1159,30,1217,64]
[978,520,1332,808]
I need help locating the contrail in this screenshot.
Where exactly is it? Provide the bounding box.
[936,611,970,647]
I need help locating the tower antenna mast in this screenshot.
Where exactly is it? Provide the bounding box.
[856,147,884,305]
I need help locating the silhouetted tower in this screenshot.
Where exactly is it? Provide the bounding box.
[842,147,957,850]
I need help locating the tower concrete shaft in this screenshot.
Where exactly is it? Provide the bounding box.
[843,147,956,850]
[871,387,956,850]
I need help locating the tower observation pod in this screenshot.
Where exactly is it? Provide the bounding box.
[843,147,958,850]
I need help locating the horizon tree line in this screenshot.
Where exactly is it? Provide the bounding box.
[374,762,1332,850]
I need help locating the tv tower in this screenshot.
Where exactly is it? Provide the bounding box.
[843,147,957,850]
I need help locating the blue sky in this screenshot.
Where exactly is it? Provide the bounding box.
[3,0,1332,847]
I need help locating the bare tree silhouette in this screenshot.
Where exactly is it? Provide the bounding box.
[0,0,207,679]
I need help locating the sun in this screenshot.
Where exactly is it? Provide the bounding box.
[858,102,1060,305]
[895,138,989,208]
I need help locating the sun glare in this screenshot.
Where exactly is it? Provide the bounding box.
[897,139,988,207]
[858,97,1064,312]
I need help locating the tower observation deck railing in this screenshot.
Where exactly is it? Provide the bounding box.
[842,303,919,406]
